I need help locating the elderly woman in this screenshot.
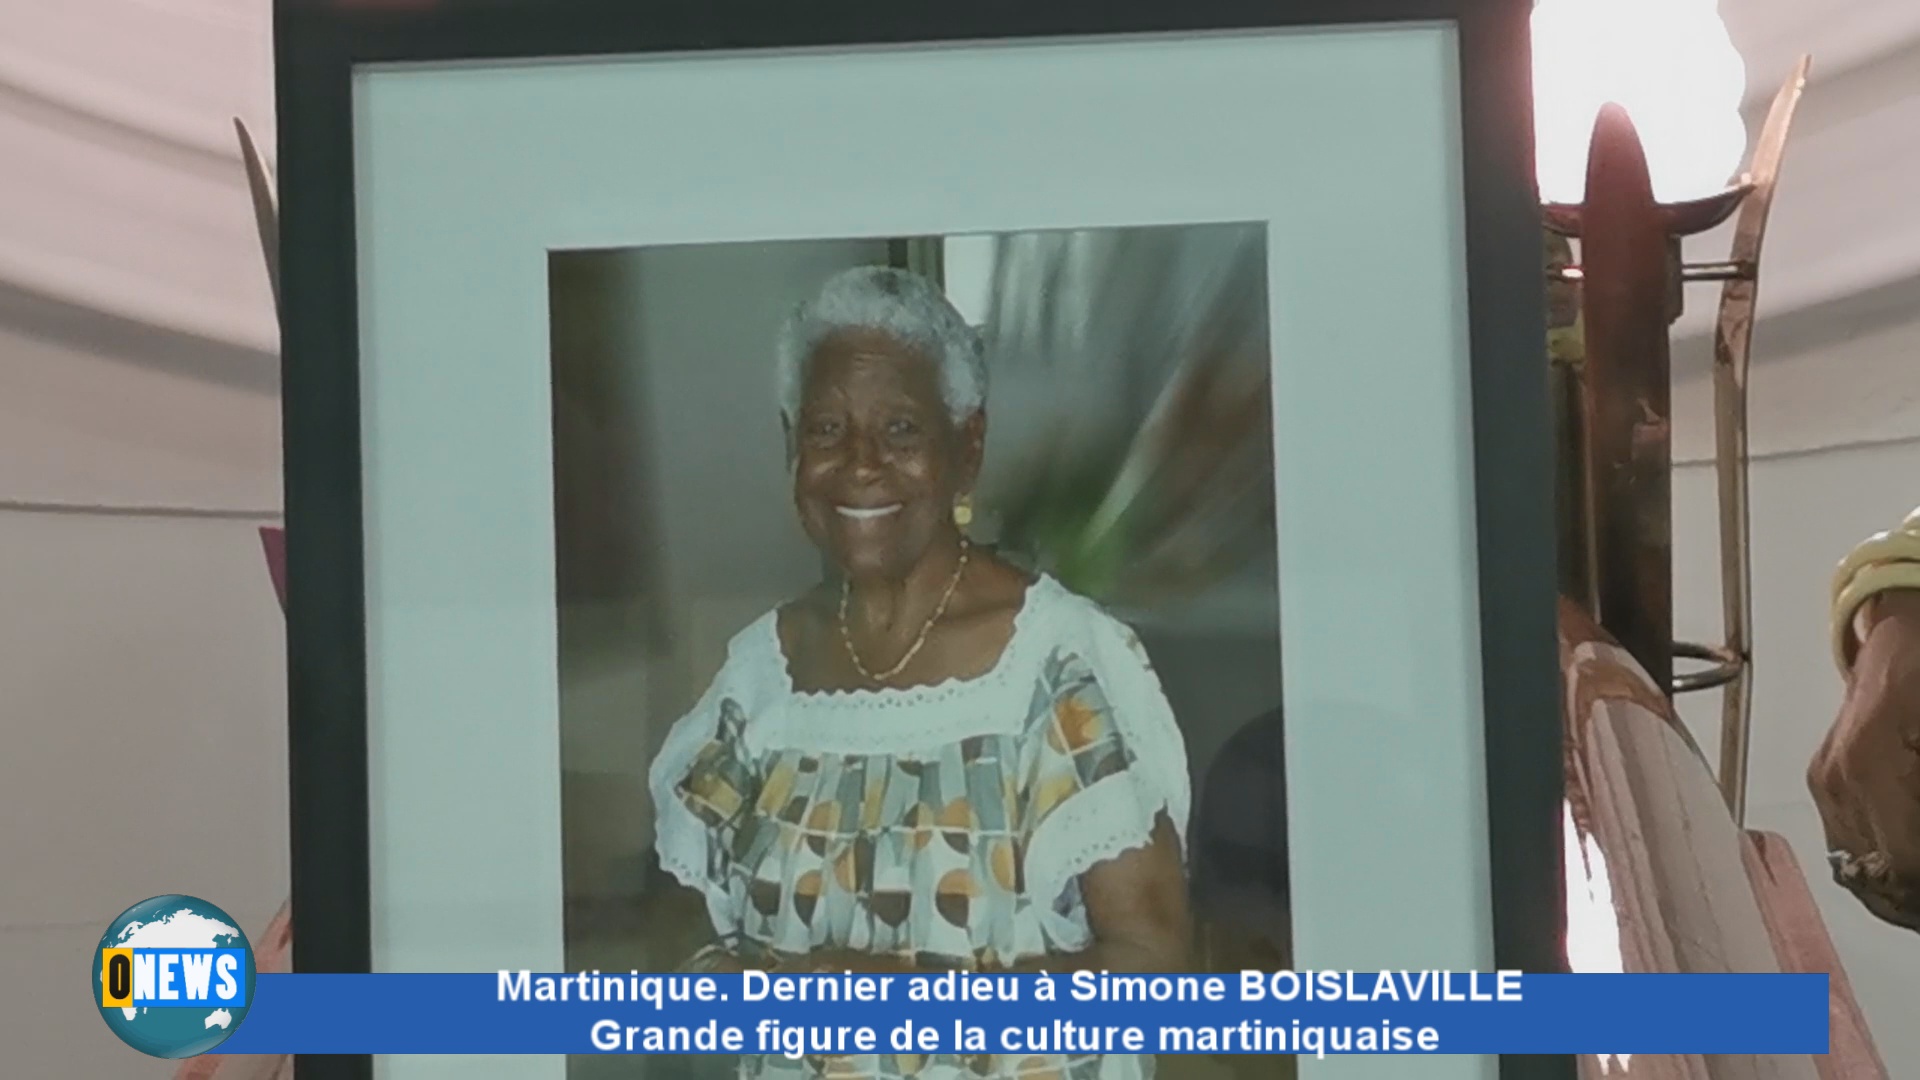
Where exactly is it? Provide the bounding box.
[647,265,1192,1076]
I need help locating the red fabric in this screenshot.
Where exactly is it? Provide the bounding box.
[1743,831,1888,1078]
[259,527,286,613]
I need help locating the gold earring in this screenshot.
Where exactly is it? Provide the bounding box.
[953,495,974,529]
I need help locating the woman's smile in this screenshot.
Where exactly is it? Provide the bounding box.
[785,323,984,582]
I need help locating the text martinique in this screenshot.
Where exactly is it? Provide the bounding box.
[496,969,1524,1006]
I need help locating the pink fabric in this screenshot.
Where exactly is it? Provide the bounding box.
[1558,598,1886,1078]
[259,527,286,612]
[1742,831,1888,1079]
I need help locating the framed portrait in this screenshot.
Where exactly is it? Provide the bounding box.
[276,2,1563,1080]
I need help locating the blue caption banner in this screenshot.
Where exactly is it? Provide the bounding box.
[212,972,1827,1057]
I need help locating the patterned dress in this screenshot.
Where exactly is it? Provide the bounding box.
[650,574,1191,1080]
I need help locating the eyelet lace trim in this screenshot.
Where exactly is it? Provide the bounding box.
[774,574,1054,703]
[738,575,1063,755]
[1023,771,1173,952]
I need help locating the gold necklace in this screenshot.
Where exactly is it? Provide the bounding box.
[839,539,971,686]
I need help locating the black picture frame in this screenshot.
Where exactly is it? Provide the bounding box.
[275,2,1563,1079]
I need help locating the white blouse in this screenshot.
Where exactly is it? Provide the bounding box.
[649,574,1190,1080]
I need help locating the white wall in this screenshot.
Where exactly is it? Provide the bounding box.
[0,315,285,1078]
[0,4,283,1071]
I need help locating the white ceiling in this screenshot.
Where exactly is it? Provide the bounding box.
[0,1,1914,431]
[1676,5,1920,334]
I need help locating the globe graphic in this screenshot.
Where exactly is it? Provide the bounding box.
[93,895,257,1059]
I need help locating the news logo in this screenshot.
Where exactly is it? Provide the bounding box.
[92,895,256,1058]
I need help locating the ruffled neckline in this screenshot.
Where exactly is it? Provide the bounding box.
[762,572,1059,710]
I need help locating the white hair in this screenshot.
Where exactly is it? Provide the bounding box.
[775,265,987,425]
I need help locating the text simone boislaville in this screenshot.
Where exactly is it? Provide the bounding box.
[495,969,1525,1007]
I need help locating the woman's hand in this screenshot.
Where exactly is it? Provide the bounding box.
[1808,589,1920,930]
[677,944,750,974]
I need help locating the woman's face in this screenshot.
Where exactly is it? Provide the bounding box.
[790,328,983,582]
